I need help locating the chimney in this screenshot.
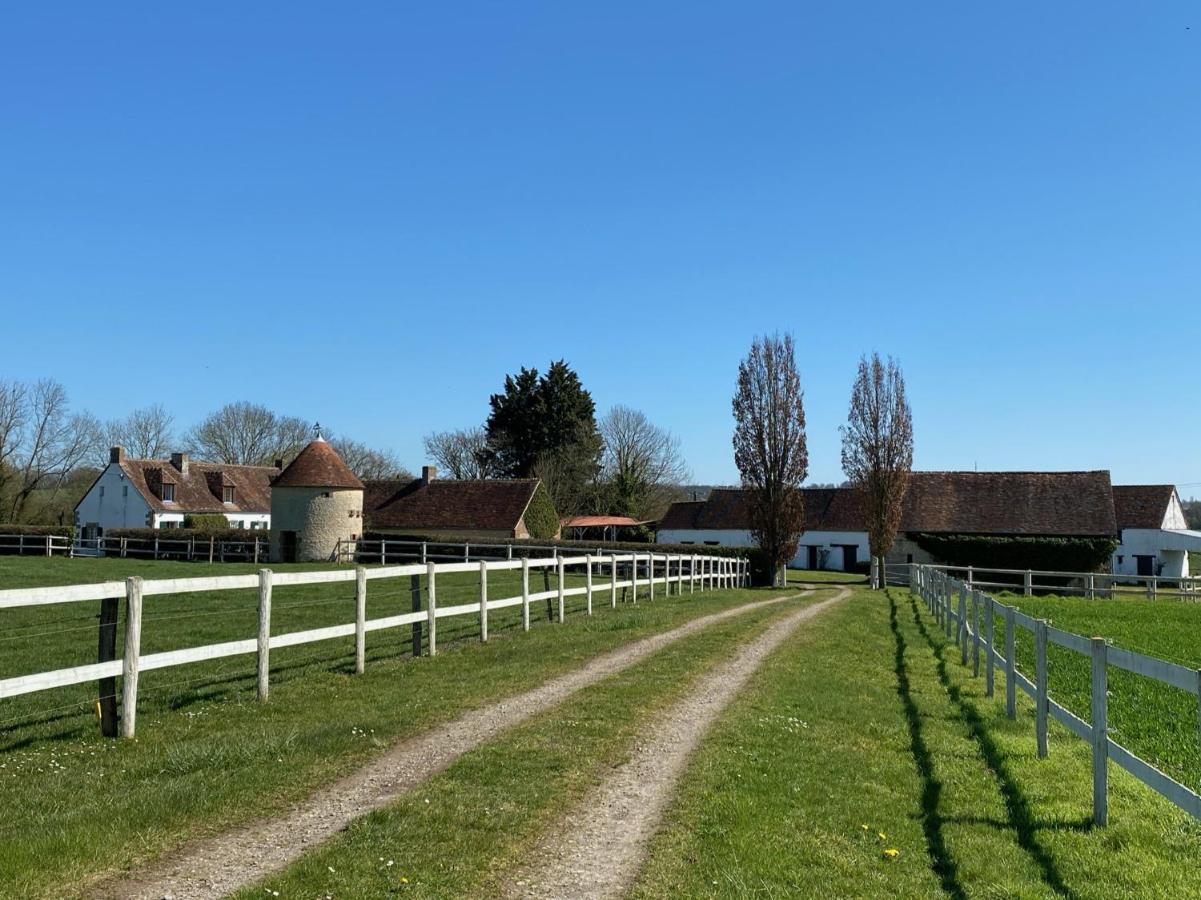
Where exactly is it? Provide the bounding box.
[171,452,189,475]
[422,465,437,484]
[110,446,125,465]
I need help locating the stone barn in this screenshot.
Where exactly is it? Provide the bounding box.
[269,437,364,562]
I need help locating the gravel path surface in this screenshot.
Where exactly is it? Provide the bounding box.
[507,587,850,900]
[90,591,808,900]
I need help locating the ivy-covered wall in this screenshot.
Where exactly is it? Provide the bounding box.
[911,533,1118,573]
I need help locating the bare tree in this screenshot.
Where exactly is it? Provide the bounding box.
[598,406,690,520]
[333,438,412,481]
[106,403,175,459]
[185,402,312,466]
[422,427,494,479]
[0,379,103,521]
[732,334,808,586]
[840,353,914,588]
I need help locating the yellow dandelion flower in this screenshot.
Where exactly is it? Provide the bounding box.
[883,848,900,860]
[860,824,869,831]
[877,832,887,841]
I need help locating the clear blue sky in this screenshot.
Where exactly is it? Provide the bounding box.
[2,3,1198,492]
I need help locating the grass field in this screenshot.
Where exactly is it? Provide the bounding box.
[0,555,761,898]
[990,591,1201,792]
[786,567,867,585]
[634,589,1201,898]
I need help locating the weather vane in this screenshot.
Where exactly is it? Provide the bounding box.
[314,421,323,439]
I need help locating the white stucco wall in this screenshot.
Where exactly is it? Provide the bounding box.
[657,527,870,570]
[75,465,152,536]
[1164,494,1189,530]
[1114,528,1201,578]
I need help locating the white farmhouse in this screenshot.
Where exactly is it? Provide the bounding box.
[75,447,278,540]
[1111,485,1200,578]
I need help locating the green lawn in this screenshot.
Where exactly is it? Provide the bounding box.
[0,555,757,899]
[991,591,1201,792]
[232,591,822,899]
[634,589,1201,898]
[787,567,868,585]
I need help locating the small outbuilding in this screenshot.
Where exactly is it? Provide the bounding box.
[270,437,364,563]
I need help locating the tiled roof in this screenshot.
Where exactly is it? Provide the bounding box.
[120,458,276,514]
[273,439,364,490]
[364,478,541,533]
[1112,485,1176,530]
[657,471,1118,537]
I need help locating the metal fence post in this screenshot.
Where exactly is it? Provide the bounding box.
[1091,636,1109,825]
[120,577,143,738]
[1036,619,1049,758]
[257,568,273,699]
[1005,605,1016,719]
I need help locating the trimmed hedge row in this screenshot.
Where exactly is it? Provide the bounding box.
[912,534,1119,575]
[0,524,74,538]
[359,532,772,585]
[106,527,266,543]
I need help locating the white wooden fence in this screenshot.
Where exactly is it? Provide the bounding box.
[912,565,1201,825]
[0,550,748,739]
[0,533,72,557]
[912,563,1200,601]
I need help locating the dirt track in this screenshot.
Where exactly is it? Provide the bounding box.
[91,591,810,900]
[507,587,850,900]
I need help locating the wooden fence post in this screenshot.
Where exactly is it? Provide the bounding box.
[381,539,388,566]
[649,554,656,601]
[1091,636,1109,825]
[521,557,531,632]
[585,555,593,615]
[355,566,367,673]
[257,568,273,699]
[421,541,427,564]
[557,558,566,622]
[632,554,639,604]
[944,581,954,639]
[610,555,618,608]
[120,577,143,738]
[985,594,995,697]
[972,590,981,677]
[1036,619,1049,758]
[1087,573,1096,601]
[478,559,489,642]
[426,562,438,656]
[410,573,423,656]
[1005,605,1016,719]
[97,595,119,737]
[691,554,698,594]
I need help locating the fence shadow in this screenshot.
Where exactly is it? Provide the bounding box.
[899,589,1081,899]
[887,591,967,900]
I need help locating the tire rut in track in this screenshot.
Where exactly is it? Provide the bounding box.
[91,591,812,900]
[506,587,851,900]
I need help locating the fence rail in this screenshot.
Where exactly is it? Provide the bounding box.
[0,533,73,557]
[912,565,1201,824]
[0,549,749,739]
[916,562,1200,601]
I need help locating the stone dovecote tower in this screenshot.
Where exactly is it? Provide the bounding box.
[269,436,364,563]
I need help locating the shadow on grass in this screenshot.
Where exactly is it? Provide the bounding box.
[888,592,968,900]
[897,589,1080,899]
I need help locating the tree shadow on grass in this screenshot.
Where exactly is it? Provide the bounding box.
[896,589,1080,899]
[888,591,968,900]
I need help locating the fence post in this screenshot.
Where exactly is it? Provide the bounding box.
[557,558,566,622]
[45,534,52,557]
[966,566,973,590]
[97,595,120,737]
[421,541,427,564]
[610,555,618,608]
[945,581,954,639]
[972,590,981,677]
[18,533,24,556]
[479,560,488,642]
[257,568,273,699]
[1091,636,1109,825]
[959,586,968,665]
[1035,619,1049,758]
[520,556,531,632]
[354,566,367,673]
[410,573,423,656]
[585,555,593,615]
[649,554,656,601]
[381,539,388,566]
[691,554,698,594]
[871,557,879,590]
[426,562,438,656]
[1024,569,1033,596]
[120,577,143,738]
[985,594,995,697]
[632,554,639,603]
[1005,605,1016,718]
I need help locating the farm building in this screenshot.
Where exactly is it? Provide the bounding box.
[658,471,1123,572]
[363,466,558,540]
[269,436,364,563]
[75,446,277,540]
[1111,484,1200,578]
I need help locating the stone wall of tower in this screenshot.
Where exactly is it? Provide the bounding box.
[270,486,363,562]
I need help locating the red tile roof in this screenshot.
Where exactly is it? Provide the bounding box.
[364,478,541,533]
[119,458,276,514]
[272,439,364,490]
[1112,485,1176,530]
[658,471,1118,537]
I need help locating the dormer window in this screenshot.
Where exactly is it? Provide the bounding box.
[223,485,235,504]
[161,483,175,503]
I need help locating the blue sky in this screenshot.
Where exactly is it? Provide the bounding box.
[2,3,1198,492]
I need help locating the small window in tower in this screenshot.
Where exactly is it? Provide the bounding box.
[223,485,235,503]
[162,483,175,502]
[321,491,332,498]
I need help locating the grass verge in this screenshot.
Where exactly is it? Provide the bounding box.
[232,591,823,899]
[633,589,1201,899]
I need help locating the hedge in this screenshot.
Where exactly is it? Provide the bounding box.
[359,532,772,585]
[106,528,266,543]
[183,514,233,532]
[912,534,1119,575]
[0,524,74,538]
